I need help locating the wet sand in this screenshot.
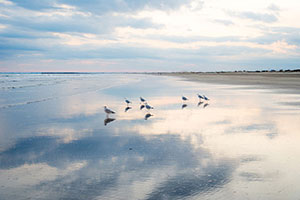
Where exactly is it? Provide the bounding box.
[1,73,300,199]
[158,72,300,92]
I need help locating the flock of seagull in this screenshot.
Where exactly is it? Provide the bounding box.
[103,94,210,125]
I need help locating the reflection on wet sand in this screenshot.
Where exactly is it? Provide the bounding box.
[182,104,188,109]
[0,130,235,200]
[124,106,132,112]
[1,74,300,200]
[104,117,116,126]
[140,104,145,110]
[144,113,153,120]
[197,101,203,107]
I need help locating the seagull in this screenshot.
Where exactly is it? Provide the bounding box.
[125,98,131,105]
[104,106,115,116]
[203,95,210,101]
[182,96,188,101]
[197,94,204,100]
[145,103,154,110]
[144,113,153,120]
[140,97,146,103]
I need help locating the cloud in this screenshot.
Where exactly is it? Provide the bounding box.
[267,3,280,12]
[10,0,192,13]
[8,0,56,10]
[0,10,161,34]
[1,0,300,71]
[213,19,234,26]
[229,11,278,23]
[146,161,234,200]
[249,26,300,45]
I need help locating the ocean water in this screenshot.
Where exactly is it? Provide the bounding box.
[0,73,300,200]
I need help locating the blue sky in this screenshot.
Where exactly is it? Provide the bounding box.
[0,0,299,72]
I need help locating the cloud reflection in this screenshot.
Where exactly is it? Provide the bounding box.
[0,126,236,199]
[146,161,234,200]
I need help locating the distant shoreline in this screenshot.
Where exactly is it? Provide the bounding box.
[1,69,300,74]
[2,70,300,92]
[153,71,300,92]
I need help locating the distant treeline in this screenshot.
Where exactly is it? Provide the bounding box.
[169,69,300,74]
[232,69,300,73]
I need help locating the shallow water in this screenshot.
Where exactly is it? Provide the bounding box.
[0,74,300,200]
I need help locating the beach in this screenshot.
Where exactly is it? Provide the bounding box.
[159,72,300,92]
[1,73,300,199]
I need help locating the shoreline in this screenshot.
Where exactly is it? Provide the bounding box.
[153,72,300,92]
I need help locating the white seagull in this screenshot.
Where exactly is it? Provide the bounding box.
[145,103,154,110]
[104,106,115,116]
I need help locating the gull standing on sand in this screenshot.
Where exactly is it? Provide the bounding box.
[197,94,204,100]
[203,95,210,101]
[140,97,146,103]
[104,106,115,116]
[182,96,188,102]
[145,103,154,110]
[125,98,131,106]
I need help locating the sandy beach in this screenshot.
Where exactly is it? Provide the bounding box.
[1,73,300,199]
[158,72,300,92]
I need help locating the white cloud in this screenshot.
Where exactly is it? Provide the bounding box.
[0,0,300,71]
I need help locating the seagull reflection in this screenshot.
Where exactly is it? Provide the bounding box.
[145,113,153,120]
[125,106,132,112]
[197,101,204,107]
[182,104,188,109]
[104,117,116,126]
[203,103,209,108]
[140,104,145,110]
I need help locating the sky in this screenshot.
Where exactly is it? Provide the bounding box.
[0,0,299,72]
